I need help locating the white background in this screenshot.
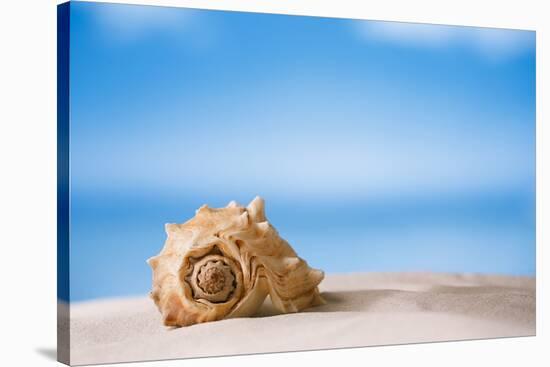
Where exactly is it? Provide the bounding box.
[0,0,547,366]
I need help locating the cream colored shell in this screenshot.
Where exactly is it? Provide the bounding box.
[147,197,325,327]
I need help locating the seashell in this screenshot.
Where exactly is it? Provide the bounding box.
[147,196,325,327]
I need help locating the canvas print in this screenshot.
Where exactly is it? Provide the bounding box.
[57,1,536,365]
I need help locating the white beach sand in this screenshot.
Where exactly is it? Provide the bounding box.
[66,272,535,366]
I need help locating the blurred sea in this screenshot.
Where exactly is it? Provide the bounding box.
[70,189,535,301]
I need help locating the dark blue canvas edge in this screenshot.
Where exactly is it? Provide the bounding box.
[57,1,71,365]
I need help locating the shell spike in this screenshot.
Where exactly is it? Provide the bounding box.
[247,196,266,222]
[226,200,239,208]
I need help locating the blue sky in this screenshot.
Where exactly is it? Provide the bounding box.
[67,2,535,301]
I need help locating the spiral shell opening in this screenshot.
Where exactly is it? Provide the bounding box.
[189,254,239,304]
